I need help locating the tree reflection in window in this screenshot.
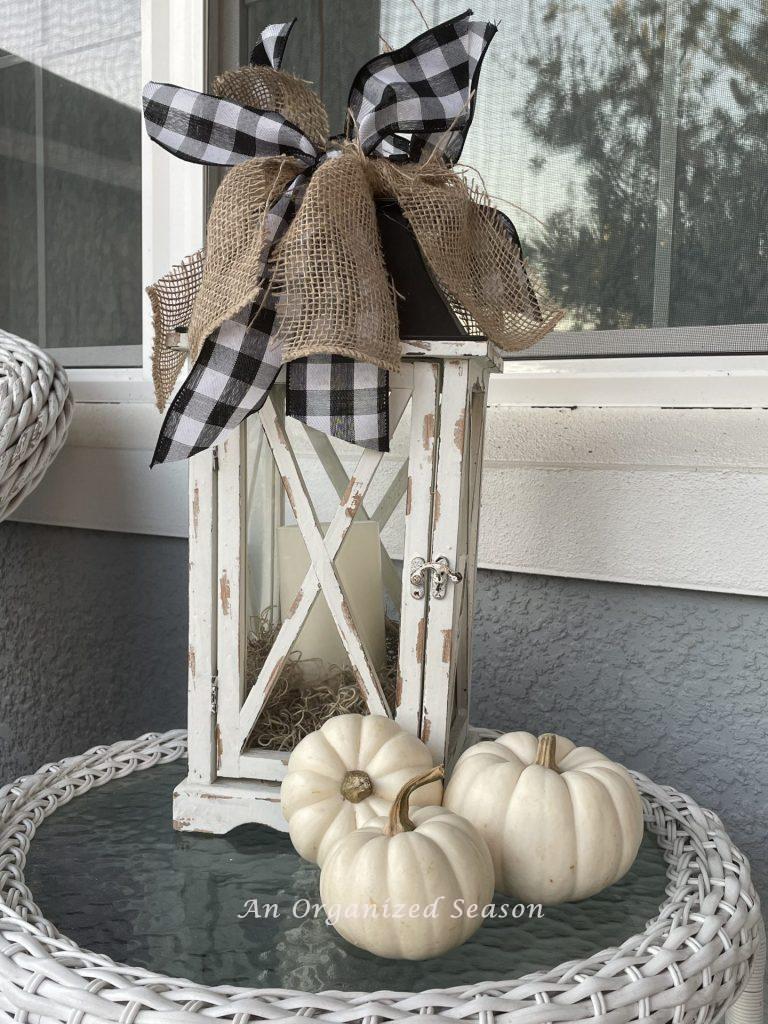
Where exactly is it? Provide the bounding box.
[382,0,768,350]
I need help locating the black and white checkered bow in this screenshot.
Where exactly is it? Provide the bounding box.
[143,11,496,466]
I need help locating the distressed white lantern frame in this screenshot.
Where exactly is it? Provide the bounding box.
[175,338,501,835]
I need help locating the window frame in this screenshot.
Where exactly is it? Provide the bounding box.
[494,352,768,409]
[8,0,205,535]
[67,0,768,411]
[11,0,768,569]
[65,0,206,406]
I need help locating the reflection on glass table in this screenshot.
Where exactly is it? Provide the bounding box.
[26,761,670,992]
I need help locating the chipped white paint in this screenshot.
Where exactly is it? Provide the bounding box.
[173,776,286,834]
[216,430,246,778]
[174,339,500,834]
[420,359,492,765]
[395,360,439,741]
[186,448,216,784]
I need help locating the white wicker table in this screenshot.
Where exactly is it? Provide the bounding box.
[0,731,763,1024]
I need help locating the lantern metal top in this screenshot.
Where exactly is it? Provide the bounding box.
[400,337,503,368]
[377,199,486,343]
[375,199,503,370]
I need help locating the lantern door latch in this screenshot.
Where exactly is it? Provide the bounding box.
[409,556,462,600]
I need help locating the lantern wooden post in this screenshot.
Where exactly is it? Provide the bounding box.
[173,338,500,835]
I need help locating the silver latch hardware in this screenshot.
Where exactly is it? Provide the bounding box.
[409,555,463,600]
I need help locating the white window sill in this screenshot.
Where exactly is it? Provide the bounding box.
[9,355,768,597]
[9,397,188,537]
[478,354,768,596]
[62,353,768,409]
[492,354,768,408]
[67,368,158,405]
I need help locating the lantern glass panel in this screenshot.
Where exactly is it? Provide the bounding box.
[240,383,414,754]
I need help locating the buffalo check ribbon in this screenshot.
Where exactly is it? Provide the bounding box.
[143,12,496,466]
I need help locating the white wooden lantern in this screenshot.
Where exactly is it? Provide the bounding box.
[174,205,501,835]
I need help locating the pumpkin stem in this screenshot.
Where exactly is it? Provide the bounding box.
[340,769,374,803]
[385,765,445,836]
[535,733,559,770]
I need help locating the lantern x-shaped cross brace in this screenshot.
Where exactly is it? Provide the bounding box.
[303,429,409,608]
[238,390,411,747]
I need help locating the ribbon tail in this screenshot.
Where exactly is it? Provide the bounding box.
[285,357,389,453]
[250,20,297,70]
[152,162,323,466]
[151,311,390,466]
[151,299,282,466]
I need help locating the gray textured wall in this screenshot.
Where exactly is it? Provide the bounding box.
[0,523,187,781]
[1,524,765,900]
[472,570,768,896]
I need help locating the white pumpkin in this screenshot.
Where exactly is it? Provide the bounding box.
[444,732,644,905]
[281,713,442,866]
[320,766,494,960]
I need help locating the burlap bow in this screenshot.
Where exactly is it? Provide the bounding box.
[143,13,561,465]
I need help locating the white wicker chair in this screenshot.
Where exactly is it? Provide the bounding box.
[0,331,73,522]
[0,730,763,1024]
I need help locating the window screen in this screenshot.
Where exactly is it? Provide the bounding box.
[224,1,767,360]
[236,0,380,135]
[1,1,142,367]
[383,0,768,358]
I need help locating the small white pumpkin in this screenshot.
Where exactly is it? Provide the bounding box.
[281,713,442,866]
[444,731,644,905]
[320,766,494,960]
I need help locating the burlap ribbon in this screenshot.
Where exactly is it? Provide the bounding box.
[143,13,562,464]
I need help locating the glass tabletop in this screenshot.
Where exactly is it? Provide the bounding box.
[25,762,668,992]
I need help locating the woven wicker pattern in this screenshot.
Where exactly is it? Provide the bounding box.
[0,730,763,1024]
[0,333,73,522]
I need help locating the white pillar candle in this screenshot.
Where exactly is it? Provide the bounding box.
[277,521,386,677]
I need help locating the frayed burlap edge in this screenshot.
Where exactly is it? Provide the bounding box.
[186,156,302,359]
[147,150,564,409]
[368,156,564,352]
[213,66,329,151]
[147,249,205,411]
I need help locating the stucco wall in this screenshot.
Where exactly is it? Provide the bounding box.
[1,523,765,899]
[472,569,768,895]
[0,523,187,781]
